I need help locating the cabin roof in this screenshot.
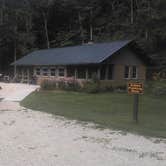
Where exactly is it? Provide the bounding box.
[12,40,133,66]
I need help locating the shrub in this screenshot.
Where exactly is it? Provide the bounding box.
[40,79,57,90]
[40,78,128,94]
[145,80,166,96]
[40,78,81,91]
[68,80,81,91]
[58,79,66,90]
[82,81,100,93]
[81,73,101,93]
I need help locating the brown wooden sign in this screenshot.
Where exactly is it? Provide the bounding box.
[128,82,144,94]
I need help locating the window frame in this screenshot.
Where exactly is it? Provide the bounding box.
[35,68,41,76]
[108,64,114,80]
[50,68,56,76]
[77,67,86,79]
[131,66,138,79]
[124,65,138,79]
[42,68,49,76]
[58,67,65,77]
[124,66,130,79]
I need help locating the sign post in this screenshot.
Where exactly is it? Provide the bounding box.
[133,94,139,122]
[128,82,143,123]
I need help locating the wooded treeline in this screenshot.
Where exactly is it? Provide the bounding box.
[0,0,166,71]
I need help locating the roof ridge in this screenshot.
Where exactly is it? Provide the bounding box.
[33,40,133,52]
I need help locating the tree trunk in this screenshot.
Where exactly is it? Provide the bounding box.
[90,8,93,41]
[131,0,134,24]
[78,11,84,44]
[0,0,5,25]
[14,26,17,79]
[43,12,50,49]
[26,13,32,33]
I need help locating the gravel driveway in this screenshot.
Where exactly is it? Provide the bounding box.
[0,83,166,166]
[0,83,39,110]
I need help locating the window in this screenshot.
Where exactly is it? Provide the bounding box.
[42,68,49,76]
[50,68,56,76]
[100,66,106,80]
[88,67,97,79]
[108,64,114,80]
[124,66,130,79]
[36,68,41,76]
[77,67,86,79]
[124,66,138,79]
[58,68,65,77]
[131,66,137,79]
[67,67,75,77]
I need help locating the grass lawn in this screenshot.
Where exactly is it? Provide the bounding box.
[21,91,166,138]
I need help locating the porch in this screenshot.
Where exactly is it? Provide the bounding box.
[16,64,115,84]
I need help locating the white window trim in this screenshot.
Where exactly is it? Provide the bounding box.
[50,68,57,77]
[124,66,138,80]
[42,67,50,76]
[124,66,130,79]
[131,66,138,79]
[58,67,65,77]
[35,67,41,76]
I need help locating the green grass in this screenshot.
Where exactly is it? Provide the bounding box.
[21,91,166,138]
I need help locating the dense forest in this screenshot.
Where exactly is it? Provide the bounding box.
[0,0,166,72]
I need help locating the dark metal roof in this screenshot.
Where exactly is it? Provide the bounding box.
[12,40,132,66]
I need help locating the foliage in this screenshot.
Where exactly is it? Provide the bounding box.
[40,77,128,93]
[40,78,81,91]
[82,81,100,93]
[0,0,166,71]
[40,79,57,90]
[145,80,166,96]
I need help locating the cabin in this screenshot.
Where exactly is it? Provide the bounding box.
[12,40,147,85]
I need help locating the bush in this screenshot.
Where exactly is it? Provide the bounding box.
[40,78,81,91]
[40,79,57,90]
[40,78,128,94]
[80,73,101,93]
[145,80,166,96]
[82,81,100,93]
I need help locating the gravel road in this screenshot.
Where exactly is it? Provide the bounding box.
[0,83,166,166]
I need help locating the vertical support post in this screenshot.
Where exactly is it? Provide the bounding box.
[64,66,67,77]
[105,65,109,80]
[133,94,139,123]
[55,67,58,78]
[74,68,77,79]
[86,68,88,80]
[21,69,24,83]
[97,67,101,80]
[27,68,30,84]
